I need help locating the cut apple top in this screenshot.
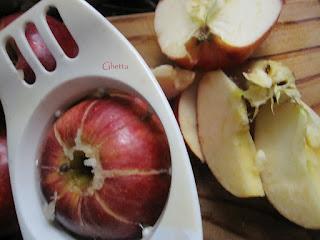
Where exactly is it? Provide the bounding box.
[155,0,282,59]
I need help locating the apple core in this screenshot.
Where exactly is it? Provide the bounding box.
[58,150,94,192]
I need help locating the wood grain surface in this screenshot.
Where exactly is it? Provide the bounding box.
[109,1,320,239]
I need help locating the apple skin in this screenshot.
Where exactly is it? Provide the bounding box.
[172,28,274,71]
[40,96,171,239]
[0,13,20,29]
[0,134,19,237]
[0,14,78,83]
[0,103,19,237]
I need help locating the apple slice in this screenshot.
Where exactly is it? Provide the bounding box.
[152,65,196,99]
[154,0,283,70]
[255,101,320,228]
[197,70,264,197]
[178,81,204,162]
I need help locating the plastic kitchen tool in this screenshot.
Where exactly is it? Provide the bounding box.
[0,0,202,239]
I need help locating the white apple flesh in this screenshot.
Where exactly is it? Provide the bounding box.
[255,101,320,229]
[155,0,283,70]
[197,70,264,197]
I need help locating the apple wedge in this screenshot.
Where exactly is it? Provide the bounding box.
[197,71,264,197]
[178,81,204,162]
[154,0,283,70]
[255,101,320,229]
[152,65,196,99]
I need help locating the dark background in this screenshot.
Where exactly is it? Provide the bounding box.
[0,1,158,239]
[0,0,159,17]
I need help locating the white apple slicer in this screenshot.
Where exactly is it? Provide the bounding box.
[0,0,202,239]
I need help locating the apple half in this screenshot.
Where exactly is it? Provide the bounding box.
[154,0,283,70]
[197,70,264,197]
[255,101,320,228]
[178,81,204,162]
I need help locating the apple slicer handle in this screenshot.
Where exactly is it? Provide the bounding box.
[0,13,52,147]
[0,28,38,145]
[0,17,41,240]
[0,1,81,141]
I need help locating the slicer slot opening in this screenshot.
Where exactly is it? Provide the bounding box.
[5,37,36,85]
[46,6,79,59]
[25,22,57,73]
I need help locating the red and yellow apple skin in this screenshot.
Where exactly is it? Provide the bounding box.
[40,95,171,239]
[172,29,273,71]
[0,14,78,83]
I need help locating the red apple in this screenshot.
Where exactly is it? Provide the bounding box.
[0,133,19,237]
[0,103,19,237]
[0,13,78,83]
[40,94,171,239]
[154,0,283,70]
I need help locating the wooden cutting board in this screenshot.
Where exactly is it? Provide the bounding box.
[108,1,320,239]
